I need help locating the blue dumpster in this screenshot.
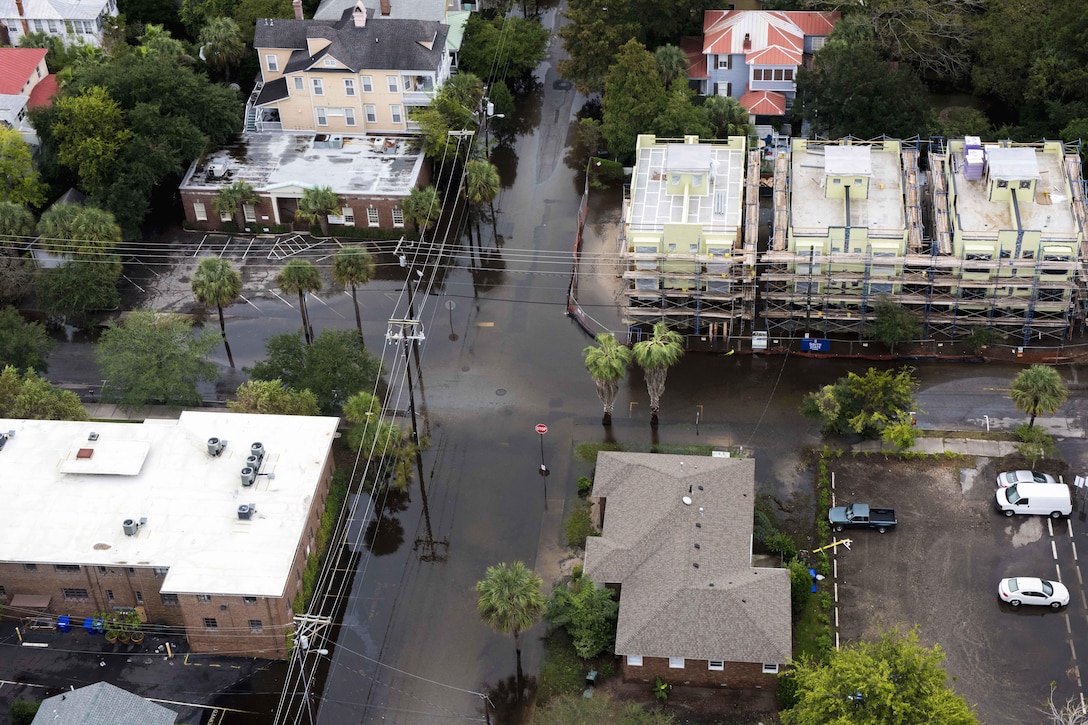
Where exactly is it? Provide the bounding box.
[58,615,71,633]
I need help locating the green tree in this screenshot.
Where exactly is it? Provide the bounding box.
[652,87,712,140]
[249,329,382,415]
[654,45,688,90]
[332,245,375,346]
[476,561,546,671]
[213,180,258,231]
[1009,364,1068,429]
[782,628,978,725]
[458,15,548,84]
[464,159,501,245]
[198,16,244,82]
[0,366,88,420]
[602,40,667,163]
[800,366,918,438]
[96,309,219,409]
[37,204,122,258]
[0,202,37,303]
[8,699,41,725]
[558,0,639,95]
[228,379,320,415]
[191,256,242,368]
[0,201,36,240]
[277,258,322,345]
[51,86,133,196]
[868,296,921,354]
[964,327,1004,354]
[403,185,442,234]
[583,332,632,425]
[231,0,293,44]
[1014,422,1057,468]
[0,256,35,304]
[138,23,190,61]
[0,128,47,208]
[631,321,683,426]
[939,107,990,139]
[343,390,409,482]
[34,258,123,322]
[703,95,754,139]
[546,576,618,659]
[0,306,53,372]
[295,186,341,237]
[533,692,676,724]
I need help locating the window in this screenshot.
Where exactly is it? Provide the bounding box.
[997,179,1008,188]
[717,55,731,69]
[391,105,402,124]
[342,207,355,226]
[367,207,379,227]
[1019,180,1031,190]
[24,563,37,572]
[55,564,80,573]
[316,107,327,126]
[219,210,232,223]
[63,588,89,601]
[135,591,144,604]
[364,105,377,123]
[33,19,44,32]
[762,663,780,674]
[249,619,264,633]
[127,567,136,574]
[669,657,685,669]
[154,567,169,576]
[387,75,399,92]
[266,54,278,72]
[627,655,643,666]
[161,593,179,605]
[361,76,373,92]
[243,596,258,605]
[323,58,337,67]
[107,590,115,602]
[392,206,404,227]
[197,594,212,603]
[203,617,218,629]
[294,76,304,90]
[98,566,108,574]
[0,586,5,598]
[345,108,356,126]
[344,79,355,96]
[708,660,725,671]
[1023,249,1035,260]
[48,19,58,32]
[784,68,794,81]
[811,36,826,52]
[312,78,324,95]
[244,204,256,223]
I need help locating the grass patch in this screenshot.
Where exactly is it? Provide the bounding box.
[575,441,720,464]
[565,500,597,548]
[918,429,1017,441]
[293,468,349,614]
[793,589,833,662]
[537,628,617,705]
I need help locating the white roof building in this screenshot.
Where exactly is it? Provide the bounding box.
[0,0,117,47]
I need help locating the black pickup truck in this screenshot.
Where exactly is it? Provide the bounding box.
[828,503,897,534]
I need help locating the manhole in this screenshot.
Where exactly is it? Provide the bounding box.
[496,388,507,396]
[553,79,573,91]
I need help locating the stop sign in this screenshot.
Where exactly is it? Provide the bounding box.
[535,424,548,435]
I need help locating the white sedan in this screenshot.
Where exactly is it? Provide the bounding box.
[996,470,1057,488]
[998,577,1069,609]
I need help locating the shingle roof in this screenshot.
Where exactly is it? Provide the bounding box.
[31,682,178,725]
[0,48,46,95]
[254,7,448,73]
[584,452,792,664]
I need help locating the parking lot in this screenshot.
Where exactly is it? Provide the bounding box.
[829,455,1088,724]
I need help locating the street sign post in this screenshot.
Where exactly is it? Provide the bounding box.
[535,424,548,473]
[535,424,548,434]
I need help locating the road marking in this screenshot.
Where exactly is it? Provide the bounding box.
[193,234,208,257]
[833,559,838,580]
[269,290,295,309]
[243,237,257,260]
[477,322,495,327]
[1066,612,1073,635]
[833,582,838,603]
[238,294,261,312]
[834,607,839,628]
[1075,541,1080,562]
[1077,565,1084,586]
[1068,519,1075,538]
[1057,563,1063,582]
[1049,518,1055,537]
[1071,640,1077,663]
[1054,541,1059,560]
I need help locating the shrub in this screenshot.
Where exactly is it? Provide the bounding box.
[565,501,597,549]
[766,532,798,562]
[789,558,813,614]
[777,672,799,709]
[577,476,593,497]
[10,701,40,725]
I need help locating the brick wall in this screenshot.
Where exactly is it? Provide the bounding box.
[621,656,778,690]
[180,190,419,234]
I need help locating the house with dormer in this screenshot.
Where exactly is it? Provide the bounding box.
[693,10,838,118]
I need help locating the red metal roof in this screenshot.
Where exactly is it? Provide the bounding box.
[27,74,58,108]
[702,10,838,58]
[680,35,707,79]
[740,90,786,116]
[0,48,48,95]
[784,10,839,37]
[746,46,801,66]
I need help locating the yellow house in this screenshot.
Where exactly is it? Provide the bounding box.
[250,0,452,134]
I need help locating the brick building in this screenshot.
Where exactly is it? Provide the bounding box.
[584,452,792,689]
[0,411,339,659]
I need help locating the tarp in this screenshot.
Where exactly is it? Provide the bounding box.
[10,594,51,609]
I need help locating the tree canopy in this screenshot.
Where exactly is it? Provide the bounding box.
[228,379,320,416]
[601,40,667,163]
[801,366,918,439]
[0,128,47,208]
[558,0,639,95]
[458,15,548,85]
[868,297,921,353]
[0,366,87,420]
[0,307,53,372]
[546,575,618,659]
[1009,365,1068,429]
[476,561,546,656]
[34,257,123,322]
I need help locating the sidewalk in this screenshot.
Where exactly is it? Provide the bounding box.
[852,436,1018,457]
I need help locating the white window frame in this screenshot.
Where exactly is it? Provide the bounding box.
[627,655,643,666]
[366,207,379,227]
[266,54,278,72]
[668,657,685,669]
[312,78,324,95]
[194,202,207,221]
[717,55,730,69]
[387,75,399,93]
[342,207,355,226]
[392,206,404,227]
[316,107,327,126]
[344,78,355,96]
[390,105,402,124]
[219,210,232,223]
[345,107,356,126]
[243,203,256,223]
[323,58,336,67]
[47,19,58,32]
[293,76,304,90]
[364,105,377,123]
[361,75,373,92]
[708,660,725,671]
[762,663,780,674]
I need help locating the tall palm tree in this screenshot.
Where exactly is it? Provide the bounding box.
[476,561,545,680]
[198,17,244,82]
[191,257,242,368]
[37,203,121,257]
[213,181,258,231]
[295,186,341,237]
[632,321,684,427]
[332,245,375,345]
[703,95,755,139]
[277,259,322,345]
[403,185,442,235]
[465,159,501,245]
[584,333,632,426]
[654,44,689,90]
[1009,364,1068,428]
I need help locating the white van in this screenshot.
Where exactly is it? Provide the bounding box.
[995,482,1072,519]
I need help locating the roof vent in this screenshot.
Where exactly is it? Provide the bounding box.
[88,432,99,441]
[122,518,146,536]
[241,467,256,487]
[207,437,227,457]
[237,504,257,520]
[682,496,693,506]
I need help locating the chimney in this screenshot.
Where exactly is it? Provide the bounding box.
[380,0,391,15]
[743,33,751,50]
[14,0,29,36]
[293,0,303,19]
[353,0,367,27]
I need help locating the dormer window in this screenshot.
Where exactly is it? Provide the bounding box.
[323,58,336,67]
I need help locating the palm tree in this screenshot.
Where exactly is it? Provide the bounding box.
[1009,365,1068,428]
[703,95,755,139]
[476,561,545,680]
[403,185,442,235]
[198,17,244,82]
[654,44,689,90]
[0,201,36,239]
[295,186,341,237]
[277,259,322,345]
[37,204,121,257]
[213,181,258,231]
[584,333,632,426]
[632,321,684,426]
[465,159,501,246]
[191,257,242,368]
[332,245,375,345]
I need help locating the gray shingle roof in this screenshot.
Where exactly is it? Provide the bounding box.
[583,452,792,664]
[254,8,448,73]
[31,682,178,725]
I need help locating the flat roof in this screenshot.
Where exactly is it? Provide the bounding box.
[179,132,426,198]
[947,140,1078,239]
[0,412,339,598]
[627,138,744,234]
[790,141,906,236]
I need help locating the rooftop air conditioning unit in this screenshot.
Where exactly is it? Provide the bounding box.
[237,504,256,520]
[208,163,227,178]
[241,467,256,487]
[122,517,147,536]
[207,437,226,456]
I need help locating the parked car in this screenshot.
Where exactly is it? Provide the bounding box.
[998,577,1069,609]
[994,482,1071,519]
[996,470,1057,488]
[828,503,897,533]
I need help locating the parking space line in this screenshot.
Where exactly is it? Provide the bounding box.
[1054,541,1060,561]
[193,234,208,257]
[243,237,257,260]
[1070,640,1077,663]
[1049,518,1055,537]
[833,582,838,602]
[269,290,295,309]
[1075,541,1080,562]
[1057,563,1063,582]
[1066,612,1073,635]
[218,236,232,258]
[1068,518,1075,538]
